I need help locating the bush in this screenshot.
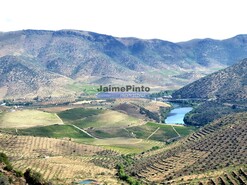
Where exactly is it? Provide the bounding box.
[0,153,13,172]
[3,164,13,172]
[14,170,23,177]
[151,146,160,151]
[116,163,142,185]
[24,168,44,185]
[0,153,10,165]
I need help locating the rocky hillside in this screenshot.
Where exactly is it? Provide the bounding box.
[0,55,72,99]
[1,30,247,99]
[173,58,247,102]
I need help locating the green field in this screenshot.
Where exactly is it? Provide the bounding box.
[58,108,104,121]
[65,82,98,95]
[174,125,198,136]
[76,137,165,154]
[86,128,131,138]
[58,108,142,129]
[0,109,63,128]
[148,69,180,77]
[17,124,91,138]
[127,122,197,141]
[73,110,140,128]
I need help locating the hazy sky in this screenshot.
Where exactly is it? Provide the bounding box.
[1,0,246,42]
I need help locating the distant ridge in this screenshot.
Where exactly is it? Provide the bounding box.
[173,59,247,102]
[1,29,247,98]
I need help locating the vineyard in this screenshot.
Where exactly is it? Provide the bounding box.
[0,105,246,184]
[173,167,247,185]
[128,113,247,184]
[0,133,122,184]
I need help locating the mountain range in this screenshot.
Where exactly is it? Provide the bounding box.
[1,29,247,99]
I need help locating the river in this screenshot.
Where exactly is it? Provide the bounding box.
[164,106,193,124]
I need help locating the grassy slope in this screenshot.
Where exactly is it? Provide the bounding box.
[77,137,164,154]
[127,122,197,141]
[57,107,104,121]
[73,110,140,128]
[0,109,62,128]
[58,108,141,128]
[65,82,98,95]
[86,128,131,138]
[17,124,91,138]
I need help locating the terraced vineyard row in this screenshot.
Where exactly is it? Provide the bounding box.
[180,115,235,145]
[203,168,247,185]
[0,133,104,159]
[129,113,247,184]
[136,149,208,182]
[12,156,118,184]
[0,133,122,184]
[172,167,247,185]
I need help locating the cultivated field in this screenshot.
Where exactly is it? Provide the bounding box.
[39,106,74,113]
[172,165,247,184]
[79,137,165,154]
[59,108,144,128]
[0,109,63,128]
[129,113,247,184]
[3,106,197,156]
[127,122,196,142]
[78,110,142,128]
[16,124,92,139]
[12,156,120,184]
[0,133,122,184]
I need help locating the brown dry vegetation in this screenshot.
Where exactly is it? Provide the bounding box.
[38,106,74,113]
[112,102,147,119]
[113,98,170,123]
[0,133,122,184]
[115,98,170,110]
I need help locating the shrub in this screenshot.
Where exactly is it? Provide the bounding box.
[3,164,13,172]
[116,163,142,185]
[0,153,10,166]
[24,168,44,185]
[151,146,160,151]
[14,170,23,177]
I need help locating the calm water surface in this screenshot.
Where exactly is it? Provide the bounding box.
[165,107,193,124]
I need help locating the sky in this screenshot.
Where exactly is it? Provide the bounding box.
[0,0,247,42]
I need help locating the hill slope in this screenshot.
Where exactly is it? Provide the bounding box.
[129,112,247,184]
[1,30,247,98]
[0,55,74,99]
[172,59,247,101]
